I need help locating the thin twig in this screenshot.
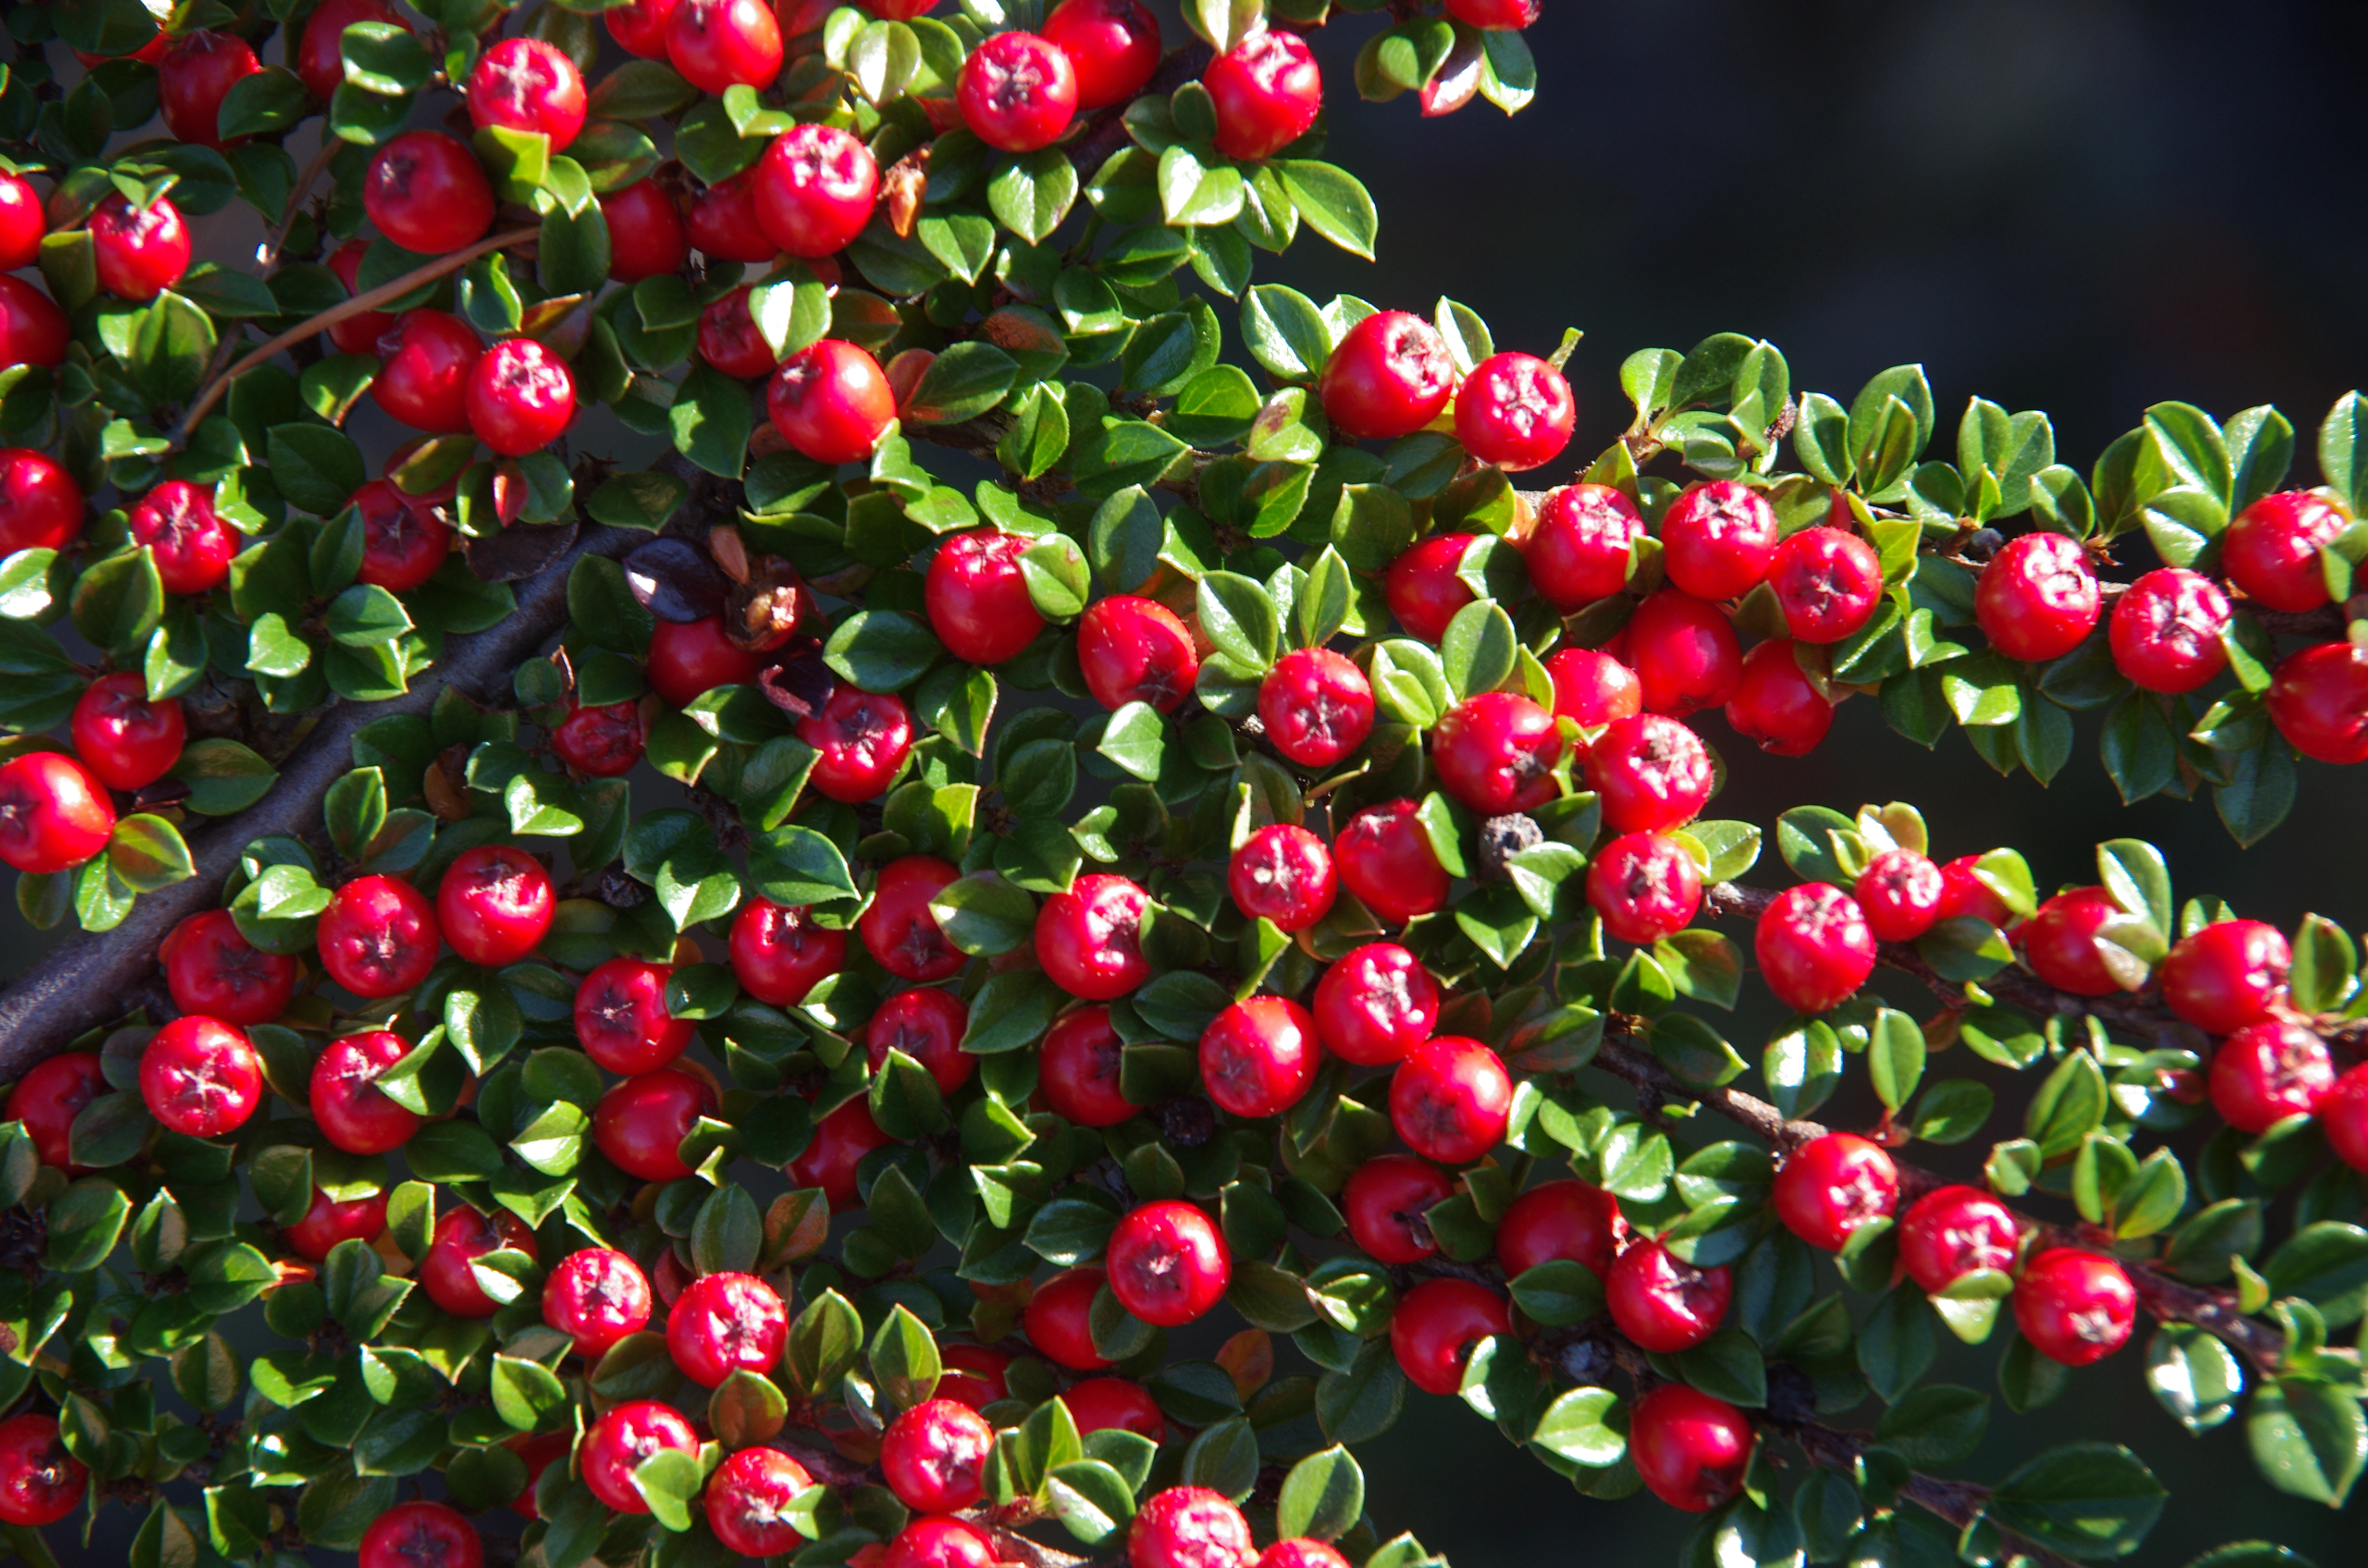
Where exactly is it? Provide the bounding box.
[259,135,343,270]
[1786,1421,2084,1568]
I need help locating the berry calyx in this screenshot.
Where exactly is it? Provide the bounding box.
[352,478,453,591]
[958,32,1079,152]
[1023,1266,1111,1369]
[161,909,297,1025]
[1078,594,1200,712]
[1228,822,1338,931]
[576,956,695,1074]
[2021,885,2126,996]
[1333,799,1450,925]
[1587,713,1713,833]
[550,698,645,776]
[1312,941,1438,1066]
[1629,1384,1753,1513]
[126,479,236,596]
[1766,524,1883,643]
[0,1414,86,1527]
[601,180,690,282]
[881,1397,995,1512]
[1724,639,1834,756]
[580,1401,698,1514]
[1661,480,1778,602]
[284,1186,390,1262]
[1624,588,1742,717]
[419,1204,536,1318]
[542,1247,654,1359]
[1035,872,1152,999]
[1039,1005,1135,1126]
[0,752,114,874]
[1772,1132,1898,1251]
[1754,882,1877,1015]
[88,194,190,302]
[801,685,914,801]
[1525,484,1644,611]
[1547,647,1644,727]
[2224,490,2350,612]
[1318,310,1457,442]
[309,1029,421,1154]
[2012,1248,2136,1367]
[4,1052,104,1172]
[70,671,184,790]
[592,1067,717,1182]
[705,1446,816,1557]
[1106,1200,1231,1326]
[668,0,786,92]
[862,855,966,982]
[0,448,85,553]
[755,122,880,257]
[1199,994,1321,1117]
[1606,1237,1731,1352]
[865,986,977,1096]
[364,131,496,255]
[731,897,847,1005]
[2160,919,2290,1035]
[1043,0,1162,109]
[1390,1276,1510,1394]
[1453,351,1574,471]
[1495,1179,1623,1279]
[1130,1487,1254,1568]
[372,310,483,434]
[1344,1154,1453,1264]
[1259,648,1375,769]
[646,614,764,707]
[1974,530,2100,662]
[1432,691,1565,815]
[1897,1183,2019,1293]
[1383,532,1477,643]
[668,1270,789,1386]
[927,529,1045,664]
[1389,1035,1512,1164]
[467,37,587,149]
[769,339,897,464]
[317,873,441,998]
[2109,567,2231,693]
[1204,30,1323,161]
[359,1502,481,1568]
[1585,830,1702,944]
[2267,640,2368,764]
[1852,847,1943,943]
[2208,1021,2333,1133]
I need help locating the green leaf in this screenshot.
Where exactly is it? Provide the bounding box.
[2247,1376,2366,1508]
[1275,161,1379,260]
[989,149,1079,244]
[1276,1446,1364,1542]
[2145,1323,2244,1435]
[669,361,752,478]
[904,342,1018,426]
[1532,1386,1625,1467]
[265,423,367,515]
[1987,1443,2167,1558]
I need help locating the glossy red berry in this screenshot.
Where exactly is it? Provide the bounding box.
[1495,1179,1623,1279]
[787,1095,893,1205]
[542,1247,652,1358]
[4,1052,104,1171]
[731,898,847,1007]
[436,845,553,967]
[1585,830,1701,945]
[1765,523,1882,643]
[1630,1384,1753,1512]
[127,479,235,596]
[888,1516,998,1568]
[284,1186,389,1262]
[468,37,586,150]
[594,1068,717,1182]
[668,0,785,92]
[1545,647,1643,728]
[862,855,966,982]
[581,1401,699,1513]
[1454,352,1573,471]
[1023,1267,1111,1369]
[323,235,396,355]
[0,448,84,552]
[1660,480,1776,601]
[1725,639,1834,756]
[159,32,261,148]
[601,180,690,282]
[0,278,67,369]
[1390,1277,1509,1395]
[1044,0,1161,108]
[1107,1200,1230,1326]
[0,752,112,874]
[1898,1184,2018,1293]
[647,615,764,708]
[296,0,403,100]
[1975,531,2100,662]
[88,194,189,302]
[959,31,1078,151]
[2160,919,2290,1035]
[1606,1238,1730,1352]
[69,672,183,791]
[865,986,976,1096]
[2224,490,2350,612]
[668,1270,788,1386]
[1587,713,1712,834]
[551,698,644,776]
[927,529,1044,663]
[1432,692,1565,815]
[1205,31,1323,161]
[1344,1154,1452,1264]
[703,1446,815,1557]
[687,170,776,262]
[1334,799,1450,925]
[1079,594,1199,712]
[1131,1487,1254,1568]
[365,131,495,255]
[1039,1006,1134,1126]
[799,685,913,802]
[1035,872,1152,998]
[352,478,453,592]
[310,1029,421,1154]
[755,122,879,257]
[1383,532,1476,643]
[1200,995,1320,1117]
[2022,885,2125,996]
[1258,648,1374,769]
[1258,1543,1351,1568]
[2013,1248,2136,1367]
[0,1414,85,1528]
[359,1501,481,1568]
[0,170,44,273]
[770,339,897,464]
[1318,310,1456,442]
[1772,1132,1897,1252]
[607,0,681,57]
[1755,882,1876,1015]
[1312,941,1438,1066]
[318,874,440,998]
[2267,640,2368,764]
[1228,823,1337,931]
[1525,484,1643,611]
[2321,1066,2368,1172]
[2209,1022,2332,1133]
[1844,847,1940,943]
[2109,567,2230,693]
[161,909,297,1025]
[420,1205,536,1318]
[1061,1377,1166,1440]
[1390,1035,1511,1163]
[882,1398,994,1512]
[1625,588,1741,717]
[372,309,482,433]
[1935,854,2014,928]
[466,337,575,456]
[576,958,693,1075]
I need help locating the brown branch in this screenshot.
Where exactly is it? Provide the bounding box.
[1787,1421,2082,1568]
[259,135,343,271]
[976,1521,1101,1568]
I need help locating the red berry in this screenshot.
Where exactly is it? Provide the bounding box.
[888,1517,999,1568]
[365,131,496,255]
[1023,1266,1111,1369]
[507,1431,569,1520]
[1898,1183,2018,1293]
[607,0,681,57]
[937,1343,1011,1408]
[1661,480,1777,602]
[1772,1132,1897,1252]
[296,0,403,101]
[2012,1248,2136,1367]
[352,478,453,591]
[0,448,84,552]
[1587,713,1712,834]
[1227,822,1337,931]
[1383,533,1476,643]
[668,1270,788,1386]
[1443,0,1535,24]
[1258,1543,1351,1568]
[1258,648,1374,769]
[551,698,644,776]
[0,277,67,369]
[1754,882,1876,1015]
[1525,484,1643,611]
[1044,0,1160,108]
[70,672,183,791]
[2209,1021,2333,1133]
[581,1401,698,1513]
[687,170,777,262]
[2161,919,2290,1035]
[4,1052,103,1171]
[1766,524,1883,644]
[88,194,189,302]
[1934,855,2014,928]
[1061,1376,1167,1440]
[2267,640,2368,764]
[755,122,880,257]
[1606,1237,1730,1352]
[882,1397,994,1512]
[1039,1005,1136,1126]
[1724,639,1834,756]
[1629,1384,1753,1513]
[161,910,297,1025]
[1107,1200,1231,1326]
[800,685,913,802]
[1079,594,1200,712]
[127,479,236,596]
[159,32,261,148]
[1344,1154,1453,1264]
[576,958,693,1075]
[1975,531,2100,662]
[688,283,770,375]
[1852,847,1943,943]
[866,986,976,1096]
[668,0,785,92]
[2109,567,2230,693]
[731,897,847,1006]
[1546,647,1643,727]
[1454,352,1573,471]
[139,1015,261,1139]
[1390,1035,1511,1163]
[787,1095,894,1205]
[0,170,45,273]
[1585,830,1701,944]
[862,855,966,982]
[600,180,689,282]
[2322,1065,2368,1172]
[593,1067,717,1182]
[770,339,897,464]
[371,309,482,433]
[958,30,1078,150]
[468,37,586,150]
[466,337,575,456]
[1625,588,1741,717]
[1204,31,1322,161]
[1035,872,1152,998]
[927,529,1044,663]
[420,1204,536,1318]
[2021,885,2125,997]
[647,615,764,707]
[1200,995,1321,1117]
[0,752,112,874]
[310,1029,421,1155]
[2224,490,2350,612]
[360,1501,481,1568]
[1432,692,1564,815]
[704,1446,815,1557]
[1318,310,1456,442]
[436,845,553,967]
[542,1247,652,1358]
[324,235,398,355]
[318,874,440,998]
[1390,1276,1509,1394]
[1333,799,1450,925]
[0,1415,85,1528]
[284,1186,389,1261]
[1312,941,1438,1066]
[1495,1179,1623,1279]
